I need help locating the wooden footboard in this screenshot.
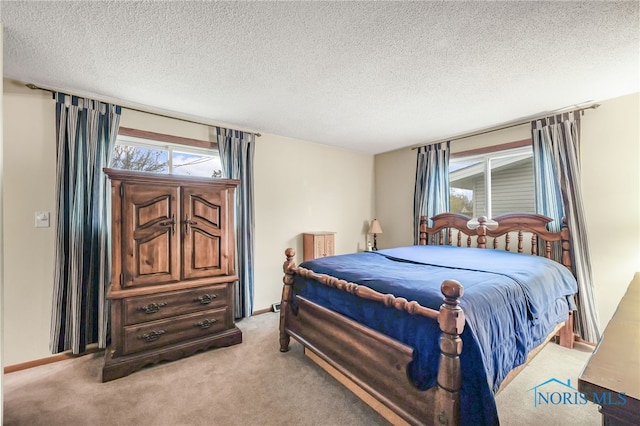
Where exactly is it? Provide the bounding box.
[280,248,465,426]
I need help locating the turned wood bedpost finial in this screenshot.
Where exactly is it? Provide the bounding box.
[476,217,487,249]
[435,279,465,426]
[419,216,428,245]
[280,248,296,352]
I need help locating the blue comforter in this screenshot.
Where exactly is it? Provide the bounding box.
[294,245,577,426]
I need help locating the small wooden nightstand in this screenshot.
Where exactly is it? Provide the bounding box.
[302,232,335,261]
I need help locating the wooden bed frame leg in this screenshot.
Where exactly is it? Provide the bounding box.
[279,248,296,352]
[558,311,575,349]
[434,280,465,426]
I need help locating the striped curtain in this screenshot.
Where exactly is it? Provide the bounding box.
[216,128,255,318]
[50,93,121,354]
[532,117,566,263]
[532,125,565,233]
[531,112,601,343]
[414,142,450,244]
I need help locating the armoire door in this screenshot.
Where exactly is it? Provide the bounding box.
[181,186,230,279]
[121,182,181,288]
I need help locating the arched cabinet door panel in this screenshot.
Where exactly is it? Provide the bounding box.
[181,186,234,279]
[121,182,181,288]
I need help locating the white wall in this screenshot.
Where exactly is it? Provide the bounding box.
[2,80,57,366]
[1,80,374,365]
[374,147,414,248]
[580,94,640,331]
[120,108,213,140]
[254,134,375,308]
[374,92,640,331]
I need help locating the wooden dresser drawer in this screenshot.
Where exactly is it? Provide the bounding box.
[123,284,228,326]
[122,307,229,355]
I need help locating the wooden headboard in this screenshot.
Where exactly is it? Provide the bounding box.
[419,213,572,271]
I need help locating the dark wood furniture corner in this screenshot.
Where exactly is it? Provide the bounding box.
[579,272,640,425]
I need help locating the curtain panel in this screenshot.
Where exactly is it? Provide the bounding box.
[50,93,121,354]
[532,124,565,233]
[216,128,255,318]
[414,142,450,244]
[532,116,566,263]
[531,112,601,343]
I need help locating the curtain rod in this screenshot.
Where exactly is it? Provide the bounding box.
[410,103,600,150]
[25,83,262,137]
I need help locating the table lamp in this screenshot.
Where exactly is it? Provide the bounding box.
[368,219,383,251]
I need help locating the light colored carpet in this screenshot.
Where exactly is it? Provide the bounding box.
[495,341,599,426]
[3,312,600,425]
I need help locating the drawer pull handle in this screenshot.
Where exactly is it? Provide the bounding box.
[138,330,166,342]
[195,294,217,305]
[195,319,218,329]
[138,302,167,314]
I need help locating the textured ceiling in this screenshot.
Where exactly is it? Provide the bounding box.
[2,1,638,154]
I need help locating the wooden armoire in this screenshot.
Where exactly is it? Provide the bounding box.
[102,168,242,381]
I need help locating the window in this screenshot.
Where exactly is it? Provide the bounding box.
[111,129,222,178]
[449,145,534,218]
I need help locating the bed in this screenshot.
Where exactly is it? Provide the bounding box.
[278,213,578,426]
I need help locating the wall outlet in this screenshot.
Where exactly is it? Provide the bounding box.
[272,302,281,313]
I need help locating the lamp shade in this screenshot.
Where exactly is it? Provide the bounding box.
[368,219,383,234]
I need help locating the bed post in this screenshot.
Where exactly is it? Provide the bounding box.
[419,216,428,245]
[476,216,487,249]
[560,217,572,272]
[558,217,575,349]
[434,280,465,426]
[280,248,296,352]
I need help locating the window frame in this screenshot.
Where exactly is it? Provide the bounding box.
[450,138,534,218]
[112,127,221,177]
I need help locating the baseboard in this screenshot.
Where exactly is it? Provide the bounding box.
[6,311,273,375]
[252,303,281,316]
[4,346,102,374]
[251,307,273,316]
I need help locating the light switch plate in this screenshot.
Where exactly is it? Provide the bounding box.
[35,211,50,228]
